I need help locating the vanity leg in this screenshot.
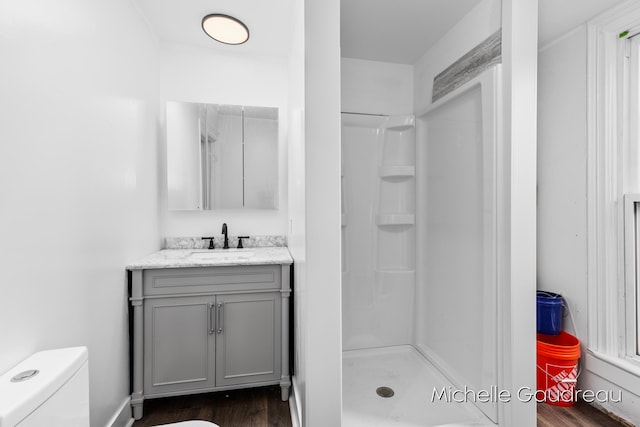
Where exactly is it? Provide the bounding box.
[280,264,291,402]
[131,392,144,420]
[280,383,291,401]
[130,270,145,419]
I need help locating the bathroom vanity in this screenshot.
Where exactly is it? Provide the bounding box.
[127,247,293,420]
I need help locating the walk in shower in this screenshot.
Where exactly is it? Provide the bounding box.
[340,27,502,424]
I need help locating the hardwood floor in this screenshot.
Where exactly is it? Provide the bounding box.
[132,387,629,427]
[537,400,631,427]
[132,386,292,427]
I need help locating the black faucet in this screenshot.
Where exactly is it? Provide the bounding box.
[221,223,229,249]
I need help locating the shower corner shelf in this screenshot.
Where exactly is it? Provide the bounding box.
[375,213,415,226]
[379,165,415,179]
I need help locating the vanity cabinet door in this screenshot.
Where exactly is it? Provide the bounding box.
[215,292,282,387]
[144,296,216,396]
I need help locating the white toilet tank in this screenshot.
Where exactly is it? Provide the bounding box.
[0,347,89,427]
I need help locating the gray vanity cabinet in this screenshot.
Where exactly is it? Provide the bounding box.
[129,263,291,420]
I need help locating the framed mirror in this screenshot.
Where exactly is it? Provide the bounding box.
[166,101,279,210]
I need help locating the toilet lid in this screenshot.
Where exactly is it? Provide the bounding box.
[155,422,219,427]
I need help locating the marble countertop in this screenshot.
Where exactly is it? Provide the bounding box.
[126,247,293,270]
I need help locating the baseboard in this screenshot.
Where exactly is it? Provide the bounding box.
[105,396,134,427]
[581,353,640,426]
[290,379,302,427]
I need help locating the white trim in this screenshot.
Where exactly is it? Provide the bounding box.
[587,349,640,385]
[289,379,301,427]
[584,350,640,424]
[587,0,640,357]
[499,0,538,425]
[105,396,133,427]
[586,12,619,355]
[580,359,640,425]
[585,3,640,425]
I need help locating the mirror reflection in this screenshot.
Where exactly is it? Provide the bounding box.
[167,102,278,210]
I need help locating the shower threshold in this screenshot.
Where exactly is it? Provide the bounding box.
[342,345,495,426]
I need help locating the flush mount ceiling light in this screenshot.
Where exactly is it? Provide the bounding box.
[201,14,249,45]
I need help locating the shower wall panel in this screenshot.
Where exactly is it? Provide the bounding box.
[341,113,415,351]
[415,67,499,422]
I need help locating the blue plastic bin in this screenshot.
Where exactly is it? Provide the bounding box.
[537,291,564,335]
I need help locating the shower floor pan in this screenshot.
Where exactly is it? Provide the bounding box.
[342,345,494,427]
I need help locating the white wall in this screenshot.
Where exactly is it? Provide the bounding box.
[0,1,160,425]
[413,0,501,113]
[500,0,539,423]
[159,43,290,238]
[341,58,413,115]
[537,26,589,350]
[538,22,640,424]
[296,0,343,425]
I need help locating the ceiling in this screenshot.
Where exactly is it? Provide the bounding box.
[135,0,629,64]
[135,0,295,57]
[341,0,630,64]
[340,0,484,64]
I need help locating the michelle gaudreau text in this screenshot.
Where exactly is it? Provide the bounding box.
[431,386,623,404]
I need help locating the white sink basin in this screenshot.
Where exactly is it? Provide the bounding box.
[189,250,255,260]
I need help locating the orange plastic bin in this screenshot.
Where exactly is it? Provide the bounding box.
[536,331,581,406]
